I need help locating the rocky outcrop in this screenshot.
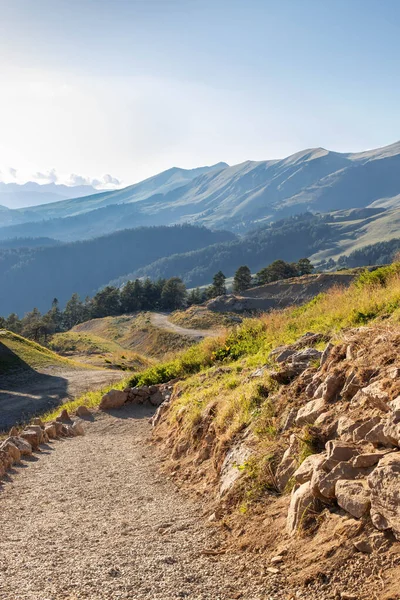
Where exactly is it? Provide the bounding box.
[368,453,400,539]
[99,389,128,410]
[99,384,174,411]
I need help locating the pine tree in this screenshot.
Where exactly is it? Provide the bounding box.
[161,277,187,310]
[211,271,226,297]
[233,265,252,293]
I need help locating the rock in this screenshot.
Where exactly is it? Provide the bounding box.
[64,424,76,437]
[314,373,344,403]
[20,429,41,450]
[335,480,371,518]
[9,426,19,437]
[99,389,128,410]
[323,441,360,470]
[281,407,298,432]
[275,435,298,491]
[75,405,92,417]
[295,398,326,427]
[72,421,85,436]
[368,453,400,539]
[352,417,381,442]
[271,346,296,363]
[150,401,170,427]
[342,372,362,400]
[51,421,66,437]
[369,530,393,552]
[6,436,32,456]
[0,449,13,476]
[293,453,326,485]
[0,439,21,464]
[305,374,323,399]
[337,416,363,441]
[44,423,57,439]
[148,390,164,407]
[312,461,370,500]
[351,452,388,468]
[286,481,319,535]
[353,538,372,554]
[266,567,280,574]
[220,441,252,496]
[56,409,73,423]
[354,382,390,412]
[290,348,322,364]
[320,342,334,366]
[382,420,400,446]
[32,418,44,428]
[28,425,44,444]
[365,421,394,447]
[270,555,284,564]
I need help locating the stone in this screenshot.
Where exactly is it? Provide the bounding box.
[352,417,381,442]
[355,382,391,412]
[368,453,400,539]
[99,389,128,410]
[72,421,85,436]
[295,398,326,427]
[293,453,326,485]
[44,424,57,439]
[273,347,296,363]
[20,429,41,450]
[286,481,319,535]
[314,373,344,403]
[9,426,19,437]
[275,435,298,491]
[75,405,92,417]
[281,407,298,432]
[335,480,371,518]
[0,440,21,464]
[320,342,334,366]
[220,441,252,496]
[312,461,369,500]
[148,390,164,407]
[382,420,400,446]
[365,421,394,447]
[305,375,323,399]
[342,372,362,400]
[28,425,44,444]
[52,421,65,437]
[337,416,363,441]
[56,409,73,423]
[270,555,284,564]
[324,440,360,470]
[32,418,44,428]
[0,449,13,476]
[6,436,32,456]
[369,530,393,552]
[353,538,372,553]
[351,452,388,468]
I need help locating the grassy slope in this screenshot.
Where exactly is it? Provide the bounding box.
[71,313,199,359]
[169,306,236,330]
[0,330,84,374]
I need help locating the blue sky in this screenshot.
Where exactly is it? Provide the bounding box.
[0,0,399,187]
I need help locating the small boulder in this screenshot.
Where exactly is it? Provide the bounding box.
[6,436,32,456]
[44,423,57,439]
[287,481,319,535]
[72,421,85,436]
[324,440,360,471]
[20,429,41,450]
[335,480,371,518]
[352,417,381,442]
[0,440,21,464]
[32,418,45,428]
[75,405,92,418]
[56,409,73,423]
[368,453,400,539]
[354,382,390,412]
[312,461,371,500]
[99,389,128,410]
[351,451,388,468]
[9,426,19,437]
[295,397,326,427]
[320,342,334,366]
[293,453,326,485]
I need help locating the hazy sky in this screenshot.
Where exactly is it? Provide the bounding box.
[0,0,399,188]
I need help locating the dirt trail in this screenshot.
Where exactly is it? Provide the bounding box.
[0,367,124,430]
[150,313,220,339]
[0,406,273,600]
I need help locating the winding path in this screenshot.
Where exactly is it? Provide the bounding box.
[150,313,220,340]
[0,406,273,600]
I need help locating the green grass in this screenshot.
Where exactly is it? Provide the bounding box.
[42,378,130,422]
[0,330,85,374]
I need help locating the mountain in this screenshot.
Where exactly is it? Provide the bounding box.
[0,142,398,241]
[108,207,400,289]
[0,225,234,316]
[0,181,100,209]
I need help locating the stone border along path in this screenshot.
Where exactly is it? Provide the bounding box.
[0,404,283,600]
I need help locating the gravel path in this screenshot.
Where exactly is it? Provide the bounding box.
[0,406,276,600]
[0,367,124,430]
[150,313,219,340]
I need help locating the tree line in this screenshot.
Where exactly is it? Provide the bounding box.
[0,258,313,344]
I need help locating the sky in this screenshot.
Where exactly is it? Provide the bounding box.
[0,0,399,191]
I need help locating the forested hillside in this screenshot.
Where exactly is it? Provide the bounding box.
[0,225,234,315]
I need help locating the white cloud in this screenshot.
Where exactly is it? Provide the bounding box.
[102,173,121,186]
[8,167,17,179]
[34,168,58,183]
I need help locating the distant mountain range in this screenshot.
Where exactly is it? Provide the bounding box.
[0,142,399,241]
[0,181,100,209]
